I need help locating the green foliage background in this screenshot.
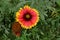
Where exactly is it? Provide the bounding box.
[0,0,60,40]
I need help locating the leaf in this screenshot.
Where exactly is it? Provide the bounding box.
[56,0,60,6]
[57,38,60,40]
[40,13,45,20]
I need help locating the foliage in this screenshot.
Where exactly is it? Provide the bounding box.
[0,0,60,40]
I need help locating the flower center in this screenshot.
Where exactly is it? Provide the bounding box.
[25,14,30,19]
[23,13,32,21]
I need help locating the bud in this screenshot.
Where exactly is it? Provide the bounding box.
[12,22,22,37]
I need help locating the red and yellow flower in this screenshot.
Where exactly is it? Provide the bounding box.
[16,5,39,29]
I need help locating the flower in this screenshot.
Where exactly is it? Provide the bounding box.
[16,5,39,29]
[12,22,22,37]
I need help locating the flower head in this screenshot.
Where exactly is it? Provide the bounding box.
[16,5,39,29]
[12,22,22,37]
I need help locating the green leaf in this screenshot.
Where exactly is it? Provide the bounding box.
[40,13,45,20]
[57,38,60,40]
[56,0,60,6]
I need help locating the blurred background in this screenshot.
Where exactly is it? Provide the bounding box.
[0,0,60,40]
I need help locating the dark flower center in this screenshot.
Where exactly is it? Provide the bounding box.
[23,12,32,21]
